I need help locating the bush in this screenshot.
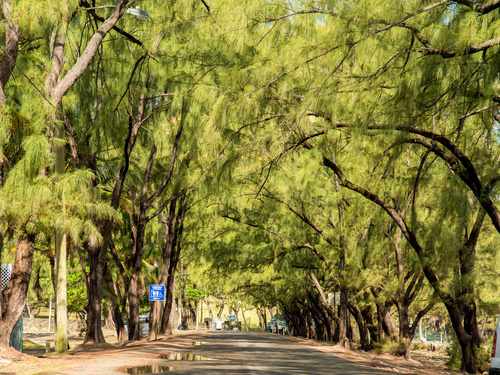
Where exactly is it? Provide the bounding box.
[378,341,401,355]
[446,335,462,371]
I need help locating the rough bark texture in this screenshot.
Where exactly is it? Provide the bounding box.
[51,0,127,108]
[84,235,106,344]
[0,235,35,346]
[127,214,147,341]
[159,198,185,334]
[0,0,19,90]
[337,288,350,346]
[158,203,176,334]
[309,272,339,326]
[104,265,126,342]
[0,0,19,323]
[348,302,372,351]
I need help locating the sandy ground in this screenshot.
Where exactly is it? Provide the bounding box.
[0,330,469,375]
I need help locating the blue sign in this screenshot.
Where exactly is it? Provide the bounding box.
[149,284,165,301]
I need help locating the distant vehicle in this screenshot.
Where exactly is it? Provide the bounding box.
[216,317,223,330]
[267,315,288,334]
[491,316,500,374]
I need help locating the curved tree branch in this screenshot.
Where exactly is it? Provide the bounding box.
[322,155,451,302]
[52,0,131,107]
[80,0,143,46]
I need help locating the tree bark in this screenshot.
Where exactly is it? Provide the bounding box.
[337,287,350,347]
[379,303,398,342]
[0,0,19,93]
[55,229,68,352]
[309,272,339,325]
[84,234,106,344]
[0,235,35,346]
[0,0,19,324]
[348,302,372,351]
[127,216,147,341]
[157,195,185,335]
[159,200,178,334]
[51,0,128,108]
[104,265,126,342]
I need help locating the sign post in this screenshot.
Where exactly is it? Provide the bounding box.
[148,285,165,341]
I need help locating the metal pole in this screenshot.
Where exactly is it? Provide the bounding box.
[154,301,158,340]
[48,295,52,332]
[195,302,199,330]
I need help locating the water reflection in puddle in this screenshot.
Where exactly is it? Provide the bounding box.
[124,352,224,373]
[158,352,216,361]
[124,364,174,374]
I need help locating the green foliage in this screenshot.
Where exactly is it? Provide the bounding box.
[1,2,500,367]
[186,285,211,302]
[67,268,87,314]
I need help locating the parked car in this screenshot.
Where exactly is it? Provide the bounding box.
[267,314,288,334]
[490,316,500,374]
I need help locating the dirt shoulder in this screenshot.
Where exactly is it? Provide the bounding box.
[287,336,466,375]
[0,330,467,375]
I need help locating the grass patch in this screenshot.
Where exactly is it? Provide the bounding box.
[23,340,51,351]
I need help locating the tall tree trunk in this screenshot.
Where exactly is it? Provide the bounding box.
[362,303,379,346]
[55,230,68,352]
[45,18,69,354]
[445,302,476,374]
[127,218,147,341]
[104,265,126,342]
[0,234,35,345]
[159,201,177,334]
[84,234,106,343]
[159,265,176,334]
[160,196,186,334]
[54,132,68,352]
[348,303,372,351]
[336,287,350,347]
[0,0,19,325]
[335,174,349,348]
[309,272,339,326]
[180,268,189,329]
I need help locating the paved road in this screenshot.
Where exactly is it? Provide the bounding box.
[120,331,390,375]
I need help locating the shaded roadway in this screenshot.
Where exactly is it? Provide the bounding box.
[156,330,391,374]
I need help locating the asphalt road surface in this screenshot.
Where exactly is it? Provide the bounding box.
[119,331,391,375]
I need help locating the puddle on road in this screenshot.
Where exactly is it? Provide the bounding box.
[124,364,175,374]
[158,352,217,361]
[124,352,225,373]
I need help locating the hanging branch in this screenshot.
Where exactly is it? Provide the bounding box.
[200,0,210,13]
[322,155,450,300]
[51,0,133,107]
[80,0,143,46]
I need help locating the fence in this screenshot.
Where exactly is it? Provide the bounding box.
[414,327,453,344]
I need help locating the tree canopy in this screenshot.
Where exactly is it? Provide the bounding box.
[1,0,500,372]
